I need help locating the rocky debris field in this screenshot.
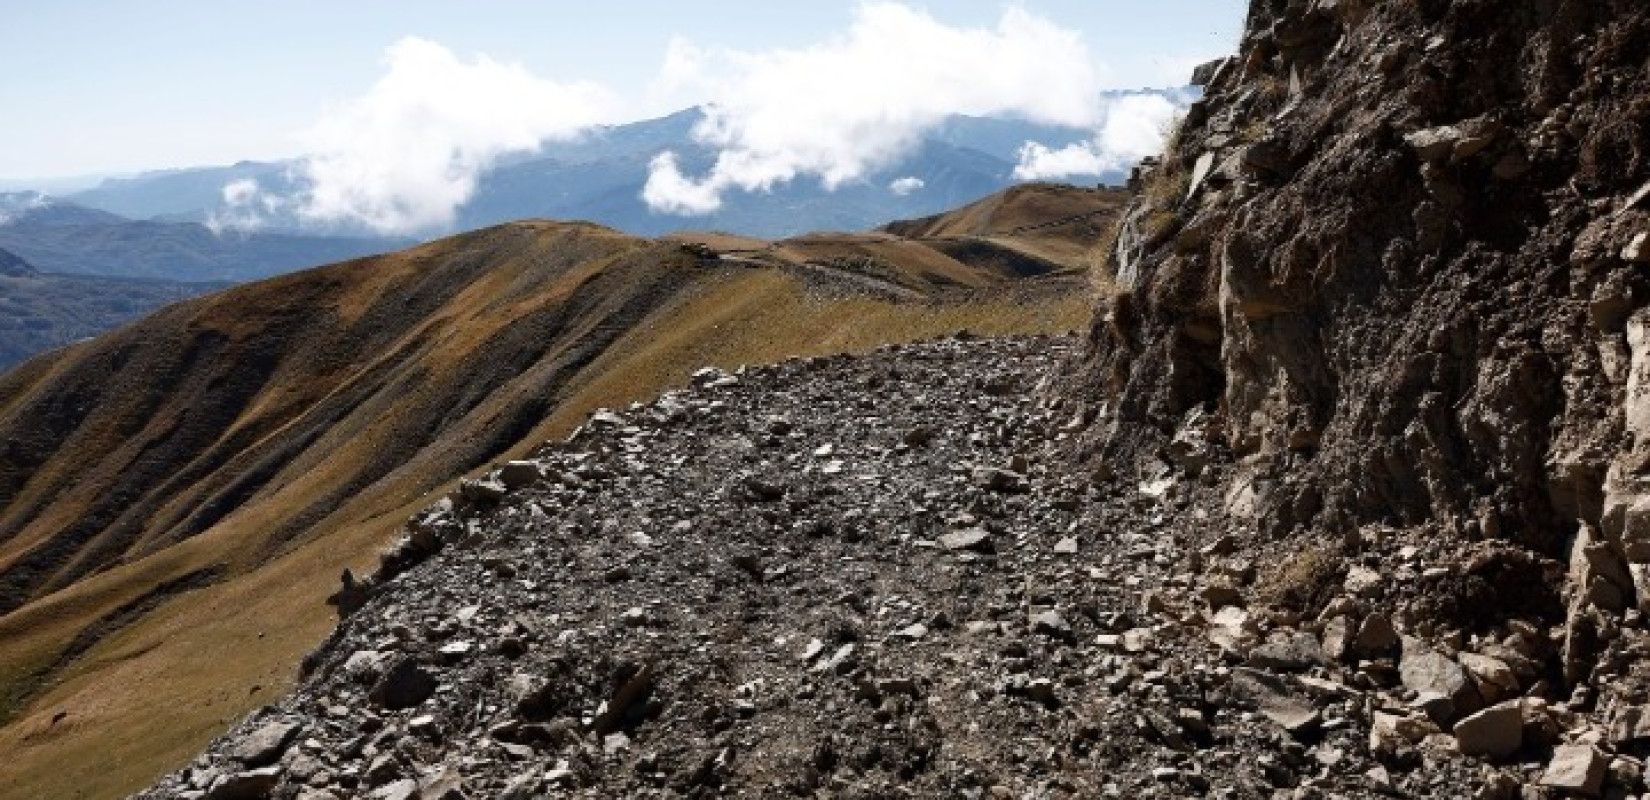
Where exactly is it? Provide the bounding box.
[140,335,1650,800]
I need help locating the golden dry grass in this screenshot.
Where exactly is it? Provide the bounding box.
[534,268,1091,437]
[881,182,1126,239]
[660,231,773,252]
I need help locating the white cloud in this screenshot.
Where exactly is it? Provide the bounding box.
[640,152,725,215]
[888,176,925,195]
[222,178,260,206]
[223,37,618,234]
[0,191,50,226]
[641,3,1106,215]
[1013,92,1190,180]
[208,7,1199,235]
[207,178,286,234]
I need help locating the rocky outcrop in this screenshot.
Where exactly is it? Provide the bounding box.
[1046,0,1650,792]
[1065,0,1650,644]
[1070,0,1650,540]
[145,329,1650,798]
[137,335,1529,798]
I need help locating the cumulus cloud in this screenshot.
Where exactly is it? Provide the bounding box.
[212,6,1199,234]
[1013,91,1191,180]
[888,176,925,195]
[637,153,721,215]
[642,3,1106,215]
[224,37,618,234]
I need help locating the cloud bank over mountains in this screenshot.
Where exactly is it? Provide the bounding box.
[220,4,1200,234]
[1013,90,1193,180]
[640,4,1104,215]
[214,37,616,233]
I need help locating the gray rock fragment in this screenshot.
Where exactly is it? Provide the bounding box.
[1398,639,1480,722]
[227,719,302,768]
[204,767,283,800]
[939,528,993,553]
[369,659,438,710]
[1540,744,1606,796]
[1230,668,1320,737]
[1246,630,1325,672]
[1452,701,1523,761]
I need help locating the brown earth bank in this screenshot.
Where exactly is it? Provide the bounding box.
[0,183,1114,799]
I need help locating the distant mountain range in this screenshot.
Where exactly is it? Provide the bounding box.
[0,192,407,283]
[0,100,1171,320]
[59,106,1132,241]
[0,93,1161,374]
[0,194,380,370]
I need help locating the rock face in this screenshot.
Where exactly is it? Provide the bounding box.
[1065,0,1650,578]
[1044,0,1650,794]
[1056,6,1650,785]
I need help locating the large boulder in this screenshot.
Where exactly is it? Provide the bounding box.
[1230,667,1320,737]
[1540,745,1607,796]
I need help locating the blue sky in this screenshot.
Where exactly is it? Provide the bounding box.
[0,1,1244,181]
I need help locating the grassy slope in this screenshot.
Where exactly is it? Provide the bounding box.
[0,186,1110,800]
[881,182,1130,268]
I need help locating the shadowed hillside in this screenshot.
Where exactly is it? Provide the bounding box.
[0,248,34,278]
[0,245,219,372]
[0,184,1114,799]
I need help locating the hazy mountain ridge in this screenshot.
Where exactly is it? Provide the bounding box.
[0,248,34,278]
[60,107,1145,240]
[0,196,407,283]
[0,273,220,373]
